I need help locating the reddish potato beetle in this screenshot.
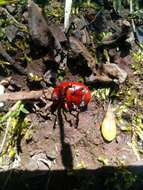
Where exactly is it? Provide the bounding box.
[51,82,91,112]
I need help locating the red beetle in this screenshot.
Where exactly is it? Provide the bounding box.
[51,82,91,111]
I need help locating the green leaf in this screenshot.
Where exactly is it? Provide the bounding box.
[0,0,18,5]
[20,106,29,114]
[113,0,122,15]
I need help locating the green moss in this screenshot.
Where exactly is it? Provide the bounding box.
[0,101,30,160]
[44,0,64,22]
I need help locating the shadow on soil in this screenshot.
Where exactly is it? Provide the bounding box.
[0,166,143,190]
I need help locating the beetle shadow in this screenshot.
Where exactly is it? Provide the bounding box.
[57,108,73,170]
[51,102,82,169]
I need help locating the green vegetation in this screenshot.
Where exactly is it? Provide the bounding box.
[0,101,30,162]
[104,166,137,190]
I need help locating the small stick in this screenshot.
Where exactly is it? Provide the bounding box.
[0,117,11,154]
[0,88,53,102]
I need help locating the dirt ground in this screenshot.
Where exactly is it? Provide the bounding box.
[20,101,138,171]
[1,99,143,190]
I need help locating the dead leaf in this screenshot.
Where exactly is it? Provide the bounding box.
[101,103,117,142]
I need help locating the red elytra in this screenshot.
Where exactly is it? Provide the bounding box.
[52,82,91,111]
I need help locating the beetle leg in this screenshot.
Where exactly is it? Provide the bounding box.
[69,111,80,128]
[75,111,79,128]
[62,109,73,127]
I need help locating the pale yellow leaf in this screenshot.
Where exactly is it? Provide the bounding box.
[101,103,117,142]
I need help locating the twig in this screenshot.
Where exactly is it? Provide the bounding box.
[82,7,104,30]
[130,0,136,33]
[0,117,11,154]
[0,88,53,102]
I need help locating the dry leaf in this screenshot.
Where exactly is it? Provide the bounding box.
[101,103,117,142]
